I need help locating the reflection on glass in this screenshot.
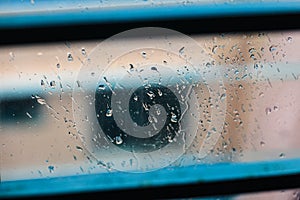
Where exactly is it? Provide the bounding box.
[0,30,300,182]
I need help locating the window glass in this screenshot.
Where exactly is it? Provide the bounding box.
[1,29,299,181]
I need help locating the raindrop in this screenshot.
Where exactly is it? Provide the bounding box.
[129,64,134,71]
[170,113,178,123]
[265,107,272,115]
[156,108,161,115]
[147,91,155,99]
[287,36,292,43]
[248,47,255,53]
[56,63,61,68]
[50,81,56,88]
[168,138,173,143]
[273,105,279,111]
[26,112,32,119]
[260,141,265,147]
[141,51,147,58]
[67,53,73,61]
[76,80,81,88]
[115,136,123,145]
[241,74,248,80]
[98,84,106,90]
[9,52,15,61]
[151,66,157,71]
[206,62,212,68]
[48,165,54,173]
[81,48,86,55]
[220,93,226,101]
[279,153,285,158]
[37,98,46,105]
[259,92,264,97]
[157,89,163,96]
[106,109,113,117]
[212,45,218,54]
[269,45,277,52]
[76,146,83,151]
[179,46,185,54]
[133,96,138,101]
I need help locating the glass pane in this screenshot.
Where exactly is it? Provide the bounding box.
[1,29,299,182]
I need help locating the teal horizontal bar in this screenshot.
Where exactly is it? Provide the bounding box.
[1,158,300,198]
[0,1,300,28]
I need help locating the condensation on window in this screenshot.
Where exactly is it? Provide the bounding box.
[0,29,299,182]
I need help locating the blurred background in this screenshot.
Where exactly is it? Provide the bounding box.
[1,30,300,180]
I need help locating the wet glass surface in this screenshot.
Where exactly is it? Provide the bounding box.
[0,29,300,184]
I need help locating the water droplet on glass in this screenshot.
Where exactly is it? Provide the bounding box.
[248,47,255,53]
[9,52,15,61]
[67,53,73,61]
[76,80,81,88]
[273,105,279,111]
[133,96,138,101]
[269,45,277,52]
[220,93,226,101]
[141,51,147,58]
[206,62,212,68]
[171,113,178,123]
[260,141,265,147]
[212,45,218,54]
[48,165,54,173]
[26,112,32,119]
[115,136,123,145]
[56,63,61,68]
[76,146,83,151]
[129,64,134,71]
[279,153,285,158]
[287,36,292,43]
[37,98,46,105]
[168,136,174,143]
[179,46,185,54]
[81,48,86,55]
[98,84,106,90]
[259,92,264,97]
[147,91,155,99]
[151,66,157,71]
[157,89,163,96]
[50,81,56,88]
[106,109,113,117]
[156,108,161,115]
[265,107,272,115]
